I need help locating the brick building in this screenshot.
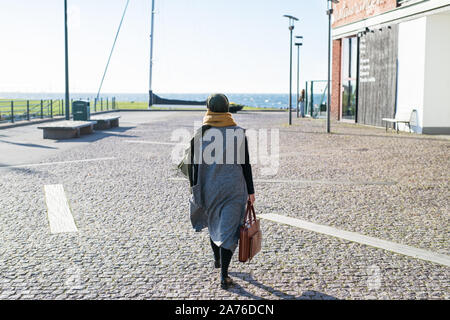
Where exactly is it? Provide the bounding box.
[331,0,450,134]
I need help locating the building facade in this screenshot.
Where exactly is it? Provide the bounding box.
[331,0,450,134]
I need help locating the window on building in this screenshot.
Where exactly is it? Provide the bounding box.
[341,36,358,121]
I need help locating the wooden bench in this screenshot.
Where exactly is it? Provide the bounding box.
[38,120,97,139]
[382,109,417,134]
[90,115,120,130]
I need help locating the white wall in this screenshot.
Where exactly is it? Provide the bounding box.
[422,12,450,132]
[396,17,427,133]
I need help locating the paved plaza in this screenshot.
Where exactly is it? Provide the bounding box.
[0,111,448,299]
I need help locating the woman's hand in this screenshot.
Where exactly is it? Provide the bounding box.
[248,194,255,205]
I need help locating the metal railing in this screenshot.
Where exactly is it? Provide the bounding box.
[0,97,117,125]
[93,97,116,113]
[304,80,328,119]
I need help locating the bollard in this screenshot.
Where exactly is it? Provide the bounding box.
[11,100,14,123]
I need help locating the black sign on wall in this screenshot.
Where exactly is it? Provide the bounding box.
[357,25,399,127]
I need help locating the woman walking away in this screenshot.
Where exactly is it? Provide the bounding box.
[187,93,255,290]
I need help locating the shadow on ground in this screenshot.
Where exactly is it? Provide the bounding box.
[0,163,44,175]
[229,272,338,300]
[53,126,138,143]
[0,139,57,149]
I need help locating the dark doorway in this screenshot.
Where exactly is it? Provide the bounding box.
[341,36,358,121]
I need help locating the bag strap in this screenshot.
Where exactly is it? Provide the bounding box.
[244,200,256,223]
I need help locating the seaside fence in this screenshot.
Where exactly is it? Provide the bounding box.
[0,97,116,125]
[304,80,328,119]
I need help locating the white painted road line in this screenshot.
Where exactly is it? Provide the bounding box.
[124,140,178,145]
[0,157,116,169]
[44,184,78,233]
[259,213,450,267]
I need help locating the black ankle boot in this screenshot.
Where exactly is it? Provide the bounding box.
[220,276,234,290]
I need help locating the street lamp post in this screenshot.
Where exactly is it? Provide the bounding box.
[64,0,70,120]
[148,0,155,108]
[283,15,298,126]
[295,36,303,118]
[326,0,339,133]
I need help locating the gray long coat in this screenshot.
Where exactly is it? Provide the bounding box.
[189,126,248,252]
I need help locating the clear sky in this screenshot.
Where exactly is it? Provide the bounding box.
[0,0,329,94]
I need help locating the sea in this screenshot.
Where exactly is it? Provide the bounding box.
[0,93,328,109]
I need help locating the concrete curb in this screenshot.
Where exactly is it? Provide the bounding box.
[0,108,287,130]
[0,110,117,130]
[117,108,287,112]
[119,109,204,112]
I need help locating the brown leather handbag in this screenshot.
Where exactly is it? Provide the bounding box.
[239,201,262,262]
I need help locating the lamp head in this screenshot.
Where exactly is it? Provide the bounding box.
[283,14,299,28]
[283,15,299,21]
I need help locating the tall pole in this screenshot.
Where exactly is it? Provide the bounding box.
[289,25,293,125]
[327,9,331,132]
[95,0,130,110]
[296,44,300,118]
[148,0,155,108]
[64,0,70,120]
[295,37,302,118]
[284,15,298,125]
[326,1,338,133]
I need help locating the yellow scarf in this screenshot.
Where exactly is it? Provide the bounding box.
[202,109,237,127]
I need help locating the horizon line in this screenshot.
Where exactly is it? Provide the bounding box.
[0,91,295,95]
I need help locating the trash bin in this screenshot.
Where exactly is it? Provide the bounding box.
[72,100,90,121]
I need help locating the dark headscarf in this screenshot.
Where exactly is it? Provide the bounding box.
[206,93,229,113]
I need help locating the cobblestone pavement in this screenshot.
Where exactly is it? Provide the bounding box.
[0,111,448,299]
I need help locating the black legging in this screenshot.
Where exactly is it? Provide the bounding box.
[210,238,233,281]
